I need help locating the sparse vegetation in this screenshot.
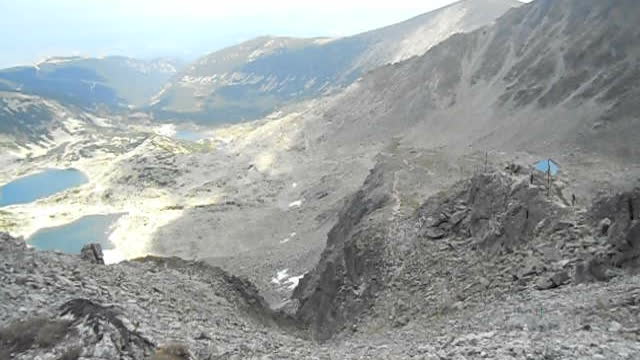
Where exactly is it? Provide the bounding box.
[0,317,73,354]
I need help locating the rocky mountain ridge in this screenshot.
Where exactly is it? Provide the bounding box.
[3,162,640,358]
[149,0,521,124]
[292,155,640,342]
[145,0,640,295]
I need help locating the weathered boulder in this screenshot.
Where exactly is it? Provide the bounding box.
[80,243,105,265]
[574,258,609,284]
[536,270,570,290]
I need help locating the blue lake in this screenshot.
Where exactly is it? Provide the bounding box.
[28,214,122,254]
[174,129,207,142]
[0,169,88,207]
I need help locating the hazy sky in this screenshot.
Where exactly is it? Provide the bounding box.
[0,0,528,68]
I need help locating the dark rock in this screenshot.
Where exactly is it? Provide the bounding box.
[574,258,609,284]
[449,209,469,226]
[0,232,25,251]
[599,218,612,236]
[293,163,392,341]
[425,227,447,240]
[535,277,556,290]
[550,270,570,286]
[315,191,329,200]
[80,244,105,265]
[536,271,569,290]
[505,163,522,174]
[59,299,155,356]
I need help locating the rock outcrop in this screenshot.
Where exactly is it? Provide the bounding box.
[588,188,640,269]
[80,243,105,265]
[293,162,393,340]
[292,161,640,352]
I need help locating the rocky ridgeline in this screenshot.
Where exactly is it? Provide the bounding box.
[0,233,310,359]
[293,162,640,357]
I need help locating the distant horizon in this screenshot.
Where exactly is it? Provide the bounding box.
[0,0,530,68]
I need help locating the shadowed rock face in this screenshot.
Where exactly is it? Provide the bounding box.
[293,163,393,340]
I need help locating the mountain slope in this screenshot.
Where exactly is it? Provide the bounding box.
[0,56,183,111]
[150,0,521,124]
[318,0,640,170]
[0,91,96,146]
[143,0,640,302]
[284,1,640,337]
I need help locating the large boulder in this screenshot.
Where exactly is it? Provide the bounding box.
[80,243,105,265]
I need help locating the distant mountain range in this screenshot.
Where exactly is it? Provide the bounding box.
[0,0,521,128]
[149,0,522,124]
[0,56,183,112]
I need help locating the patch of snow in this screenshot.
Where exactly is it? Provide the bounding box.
[89,116,112,128]
[155,124,177,137]
[271,269,290,285]
[279,232,297,244]
[103,248,126,265]
[288,200,303,208]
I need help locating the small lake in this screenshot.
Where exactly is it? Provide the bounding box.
[28,214,122,254]
[174,129,208,142]
[0,169,88,207]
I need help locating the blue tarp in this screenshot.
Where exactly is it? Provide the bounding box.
[535,159,559,176]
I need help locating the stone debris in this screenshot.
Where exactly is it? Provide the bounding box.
[3,168,640,359]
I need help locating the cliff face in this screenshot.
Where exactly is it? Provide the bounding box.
[292,161,394,340]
